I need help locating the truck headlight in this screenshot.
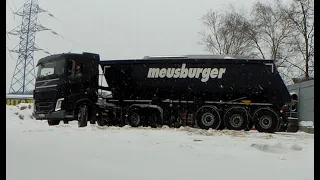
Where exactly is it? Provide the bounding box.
[55,98,64,111]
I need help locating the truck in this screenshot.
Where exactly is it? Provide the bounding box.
[32,52,296,133]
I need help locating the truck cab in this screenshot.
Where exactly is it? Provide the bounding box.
[32,52,100,125]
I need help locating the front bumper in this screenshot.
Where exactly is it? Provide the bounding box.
[32,110,66,120]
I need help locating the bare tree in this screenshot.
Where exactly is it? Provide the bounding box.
[199,6,254,56]
[248,1,296,66]
[278,0,314,79]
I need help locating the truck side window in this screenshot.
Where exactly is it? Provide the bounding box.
[74,64,83,78]
[68,59,75,77]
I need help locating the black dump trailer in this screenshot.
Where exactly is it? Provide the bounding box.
[98,55,292,133]
[32,52,294,133]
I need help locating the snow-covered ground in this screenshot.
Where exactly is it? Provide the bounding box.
[6,104,314,180]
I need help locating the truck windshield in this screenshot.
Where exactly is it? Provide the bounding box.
[36,59,66,79]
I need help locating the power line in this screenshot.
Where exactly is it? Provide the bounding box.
[7,0,61,94]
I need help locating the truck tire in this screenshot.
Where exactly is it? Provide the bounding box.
[128,108,143,127]
[63,120,69,124]
[78,105,88,127]
[96,114,106,126]
[223,107,249,130]
[253,108,280,133]
[48,120,60,126]
[196,107,221,130]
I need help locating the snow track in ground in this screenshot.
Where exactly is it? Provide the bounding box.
[6,105,314,180]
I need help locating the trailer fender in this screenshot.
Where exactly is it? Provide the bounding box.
[127,104,164,124]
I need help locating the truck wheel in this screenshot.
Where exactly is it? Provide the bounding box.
[48,120,60,126]
[196,107,221,130]
[223,107,249,130]
[253,108,280,133]
[128,109,142,127]
[63,120,69,124]
[78,105,88,127]
[96,114,106,126]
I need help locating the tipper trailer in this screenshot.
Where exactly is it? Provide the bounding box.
[32,52,296,133]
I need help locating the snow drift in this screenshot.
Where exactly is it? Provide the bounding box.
[6,104,314,180]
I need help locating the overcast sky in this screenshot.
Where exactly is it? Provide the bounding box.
[6,0,260,93]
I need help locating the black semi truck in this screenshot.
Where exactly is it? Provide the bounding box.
[32,52,295,133]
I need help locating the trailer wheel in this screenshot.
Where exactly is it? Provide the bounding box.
[78,105,89,127]
[253,108,280,133]
[223,107,249,130]
[48,120,60,126]
[128,109,142,127]
[196,107,221,130]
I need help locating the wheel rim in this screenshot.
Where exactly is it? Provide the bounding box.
[131,113,141,125]
[230,114,243,128]
[201,112,215,126]
[259,115,272,129]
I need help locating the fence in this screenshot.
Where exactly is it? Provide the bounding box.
[287,80,314,133]
[6,94,34,106]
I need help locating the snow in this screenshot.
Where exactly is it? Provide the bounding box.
[6,105,314,180]
[6,94,33,98]
[299,121,314,127]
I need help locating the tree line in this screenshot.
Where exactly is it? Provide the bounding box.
[198,0,314,84]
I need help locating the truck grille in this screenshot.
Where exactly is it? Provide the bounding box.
[34,90,57,113]
[34,91,56,100]
[35,100,55,114]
